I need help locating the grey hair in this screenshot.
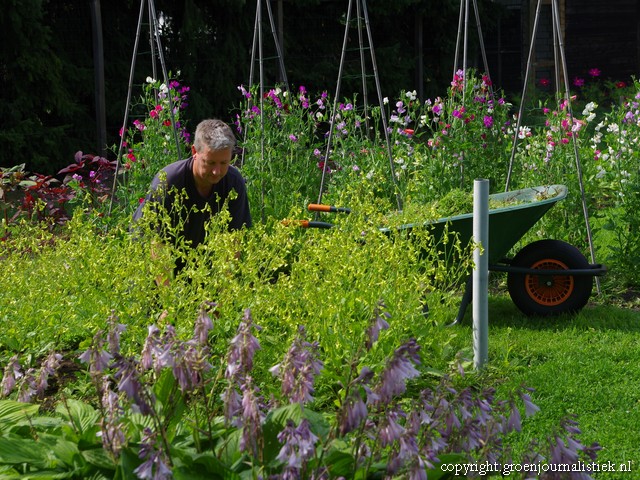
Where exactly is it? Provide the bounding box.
[193,119,236,152]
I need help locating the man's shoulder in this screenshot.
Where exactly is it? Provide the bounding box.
[162,157,191,178]
[225,165,246,185]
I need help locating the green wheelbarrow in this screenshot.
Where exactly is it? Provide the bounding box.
[299,184,607,320]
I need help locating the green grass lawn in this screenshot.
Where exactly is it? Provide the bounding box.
[433,292,640,476]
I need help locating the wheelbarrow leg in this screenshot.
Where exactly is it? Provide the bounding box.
[449,276,472,326]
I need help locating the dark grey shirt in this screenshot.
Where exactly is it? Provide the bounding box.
[133,157,252,249]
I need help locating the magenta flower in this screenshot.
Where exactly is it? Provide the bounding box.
[573,77,585,87]
[539,78,551,87]
[588,68,601,77]
[483,115,494,128]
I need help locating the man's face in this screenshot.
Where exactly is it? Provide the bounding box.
[192,145,232,186]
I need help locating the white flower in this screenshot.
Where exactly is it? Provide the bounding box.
[518,126,531,139]
[607,123,620,133]
[383,97,389,105]
[582,102,597,115]
[405,90,417,101]
[159,83,168,94]
[146,76,155,84]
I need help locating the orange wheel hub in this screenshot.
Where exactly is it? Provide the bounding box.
[525,258,574,306]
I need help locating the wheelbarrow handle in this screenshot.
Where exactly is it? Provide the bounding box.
[308,204,351,214]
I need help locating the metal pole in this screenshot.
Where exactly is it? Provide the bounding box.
[90,0,106,157]
[505,0,543,192]
[551,0,601,294]
[473,178,489,370]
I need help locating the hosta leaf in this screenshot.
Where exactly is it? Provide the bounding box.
[55,399,100,434]
[82,447,117,471]
[0,400,41,431]
[0,435,51,468]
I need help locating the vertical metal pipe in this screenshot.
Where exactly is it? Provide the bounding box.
[473,178,489,370]
[90,0,106,157]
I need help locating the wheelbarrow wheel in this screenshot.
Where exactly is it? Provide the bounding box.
[507,239,593,317]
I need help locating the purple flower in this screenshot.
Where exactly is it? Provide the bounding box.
[371,339,421,405]
[573,77,585,87]
[483,115,494,128]
[100,377,126,457]
[289,134,298,142]
[35,352,63,398]
[520,390,540,417]
[107,312,127,356]
[270,326,323,405]
[365,300,391,350]
[193,302,216,346]
[225,308,261,381]
[221,385,243,426]
[379,410,405,446]
[79,331,112,375]
[1,355,22,397]
[276,419,318,477]
[17,368,37,403]
[134,428,172,480]
[112,356,152,415]
[239,376,264,457]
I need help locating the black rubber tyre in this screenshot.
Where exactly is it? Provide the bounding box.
[507,239,593,317]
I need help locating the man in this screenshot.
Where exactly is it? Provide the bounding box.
[133,119,252,279]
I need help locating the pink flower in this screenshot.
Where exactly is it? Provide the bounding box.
[539,78,551,87]
[588,68,601,77]
[573,77,585,87]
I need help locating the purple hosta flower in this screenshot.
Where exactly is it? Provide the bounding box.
[239,376,265,457]
[112,356,152,415]
[140,325,161,371]
[276,419,318,478]
[225,308,261,381]
[270,325,323,405]
[17,368,37,403]
[339,391,368,436]
[107,312,126,356]
[339,367,374,435]
[365,300,391,350]
[506,402,522,433]
[35,352,63,398]
[379,409,405,447]
[1,355,23,397]
[371,339,421,405]
[520,389,540,417]
[79,330,112,375]
[221,384,243,427]
[100,377,126,458]
[193,302,216,347]
[172,341,211,393]
[134,428,172,480]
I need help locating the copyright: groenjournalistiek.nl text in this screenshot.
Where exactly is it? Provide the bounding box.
[440,460,634,477]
